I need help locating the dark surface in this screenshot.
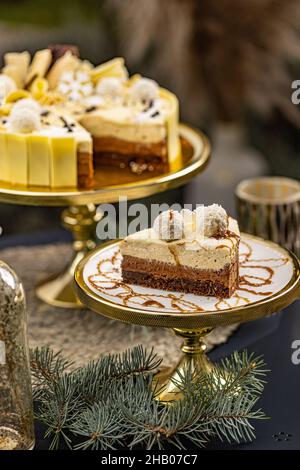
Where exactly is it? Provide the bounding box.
[1,230,300,451]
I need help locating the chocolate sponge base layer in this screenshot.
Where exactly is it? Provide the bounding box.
[121,255,239,299]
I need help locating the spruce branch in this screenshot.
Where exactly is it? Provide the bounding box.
[30,346,73,399]
[71,345,162,406]
[70,403,126,450]
[36,373,81,449]
[31,346,268,450]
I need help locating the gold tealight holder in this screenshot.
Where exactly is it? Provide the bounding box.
[0,124,210,308]
[236,176,300,257]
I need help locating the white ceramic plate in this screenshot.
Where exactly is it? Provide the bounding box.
[82,236,294,314]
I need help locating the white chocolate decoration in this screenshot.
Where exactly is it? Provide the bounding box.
[181,208,195,239]
[96,77,124,101]
[0,74,17,98]
[57,70,93,101]
[194,206,205,237]
[153,209,184,241]
[12,98,41,115]
[8,108,41,133]
[128,78,159,105]
[202,204,228,237]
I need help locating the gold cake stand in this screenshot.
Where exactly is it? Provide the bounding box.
[0,124,210,308]
[74,234,300,401]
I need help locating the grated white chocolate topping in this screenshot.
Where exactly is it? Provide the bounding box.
[96,77,124,101]
[8,107,41,133]
[128,78,159,106]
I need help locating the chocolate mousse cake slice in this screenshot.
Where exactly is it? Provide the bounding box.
[120,206,240,298]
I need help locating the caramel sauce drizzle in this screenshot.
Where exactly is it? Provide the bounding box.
[87,239,290,313]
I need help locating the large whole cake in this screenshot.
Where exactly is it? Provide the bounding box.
[0,46,181,189]
[121,205,240,298]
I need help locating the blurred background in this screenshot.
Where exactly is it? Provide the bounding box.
[0,0,300,242]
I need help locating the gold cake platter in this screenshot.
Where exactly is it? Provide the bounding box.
[74,234,300,401]
[0,124,210,308]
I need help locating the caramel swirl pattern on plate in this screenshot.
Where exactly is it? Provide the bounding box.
[84,238,293,313]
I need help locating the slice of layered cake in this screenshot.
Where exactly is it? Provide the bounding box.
[79,78,179,174]
[120,205,240,298]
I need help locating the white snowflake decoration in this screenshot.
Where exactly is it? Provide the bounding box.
[57,71,93,101]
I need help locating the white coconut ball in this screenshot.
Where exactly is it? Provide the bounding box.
[8,108,41,133]
[203,204,228,237]
[96,77,124,101]
[129,78,159,105]
[0,75,17,98]
[12,98,41,115]
[153,209,184,241]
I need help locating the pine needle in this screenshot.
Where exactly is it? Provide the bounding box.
[31,346,268,450]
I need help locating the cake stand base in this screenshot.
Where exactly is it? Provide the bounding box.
[154,328,215,402]
[36,204,102,308]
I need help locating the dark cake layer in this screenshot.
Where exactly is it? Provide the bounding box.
[77,151,94,188]
[121,255,239,298]
[93,136,169,174]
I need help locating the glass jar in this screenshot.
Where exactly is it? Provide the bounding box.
[0,261,34,450]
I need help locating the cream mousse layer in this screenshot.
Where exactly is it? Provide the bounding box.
[79,101,170,144]
[121,217,240,272]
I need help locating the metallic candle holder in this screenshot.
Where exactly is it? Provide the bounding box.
[0,125,210,308]
[236,177,300,258]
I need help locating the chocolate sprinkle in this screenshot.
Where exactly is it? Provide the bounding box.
[59,116,74,133]
[142,100,154,111]
[85,106,97,113]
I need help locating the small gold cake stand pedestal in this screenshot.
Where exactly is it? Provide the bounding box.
[0,124,210,308]
[74,235,300,401]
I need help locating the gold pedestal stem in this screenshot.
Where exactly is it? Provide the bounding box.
[36,204,102,308]
[154,327,214,402]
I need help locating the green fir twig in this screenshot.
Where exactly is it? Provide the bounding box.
[31,345,269,450]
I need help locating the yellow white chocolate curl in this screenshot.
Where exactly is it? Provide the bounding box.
[202,204,228,237]
[8,107,41,133]
[57,70,93,101]
[128,78,159,105]
[4,89,31,104]
[90,57,128,84]
[153,209,184,241]
[3,51,31,87]
[47,51,81,90]
[0,75,17,99]
[25,49,52,86]
[30,77,49,100]
[38,91,64,106]
[0,104,12,116]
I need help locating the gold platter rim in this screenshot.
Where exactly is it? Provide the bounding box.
[0,123,210,207]
[74,233,300,329]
